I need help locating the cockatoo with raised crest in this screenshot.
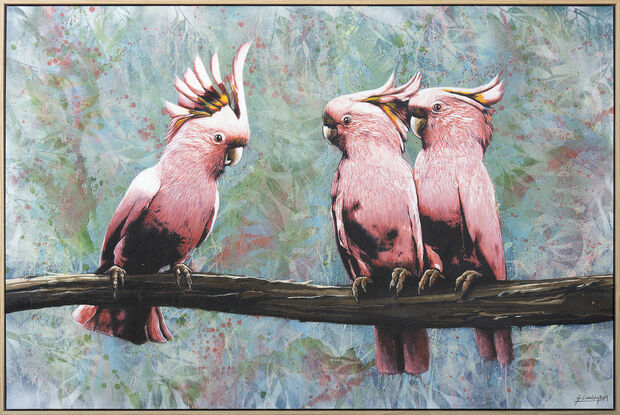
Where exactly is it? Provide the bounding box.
[408,74,514,365]
[323,73,431,375]
[73,42,251,344]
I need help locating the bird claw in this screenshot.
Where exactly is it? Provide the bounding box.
[352,276,373,303]
[105,265,126,299]
[390,267,411,297]
[418,268,445,295]
[455,270,483,296]
[173,264,192,291]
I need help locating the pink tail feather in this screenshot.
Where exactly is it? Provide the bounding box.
[473,327,513,365]
[73,305,173,344]
[402,328,430,375]
[374,326,402,374]
[374,326,430,375]
[494,327,513,365]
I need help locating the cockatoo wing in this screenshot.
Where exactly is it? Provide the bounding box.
[404,170,425,276]
[330,171,358,282]
[458,163,506,281]
[195,189,219,249]
[99,167,161,269]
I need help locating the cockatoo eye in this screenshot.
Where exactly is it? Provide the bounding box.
[432,103,442,112]
[214,134,224,143]
[342,116,352,125]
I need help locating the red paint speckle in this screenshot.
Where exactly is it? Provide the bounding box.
[238,22,244,27]
[130,102,136,108]
[89,7,95,12]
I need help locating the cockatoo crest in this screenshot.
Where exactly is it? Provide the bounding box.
[441,73,504,124]
[358,72,422,143]
[164,42,251,143]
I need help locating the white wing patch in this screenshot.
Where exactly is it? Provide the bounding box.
[208,189,220,236]
[333,191,349,253]
[130,167,161,198]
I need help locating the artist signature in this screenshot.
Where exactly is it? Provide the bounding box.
[574,394,609,405]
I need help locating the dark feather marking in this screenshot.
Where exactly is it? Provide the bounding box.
[119,222,185,274]
[387,229,398,240]
[342,210,379,258]
[100,216,128,267]
[196,208,216,248]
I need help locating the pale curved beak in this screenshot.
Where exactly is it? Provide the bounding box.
[225,147,243,166]
[410,116,427,140]
[323,125,338,143]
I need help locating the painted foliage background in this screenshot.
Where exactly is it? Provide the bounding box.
[5,5,614,409]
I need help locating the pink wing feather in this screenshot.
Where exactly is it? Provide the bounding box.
[99,167,161,268]
[405,171,425,276]
[330,171,357,282]
[458,163,506,280]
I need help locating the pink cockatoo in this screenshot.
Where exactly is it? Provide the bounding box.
[73,42,251,344]
[408,74,514,365]
[323,73,431,375]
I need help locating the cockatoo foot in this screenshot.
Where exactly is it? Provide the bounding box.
[173,264,192,291]
[390,267,411,297]
[104,265,126,299]
[352,276,373,303]
[455,270,484,296]
[418,268,445,295]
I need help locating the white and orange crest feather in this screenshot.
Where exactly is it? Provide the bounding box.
[359,72,422,148]
[164,42,251,143]
[442,73,504,110]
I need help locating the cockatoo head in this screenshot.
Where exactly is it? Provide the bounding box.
[163,42,251,174]
[408,74,504,151]
[322,72,421,155]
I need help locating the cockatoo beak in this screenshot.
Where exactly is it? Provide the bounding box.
[225,147,243,166]
[323,125,338,143]
[410,116,427,140]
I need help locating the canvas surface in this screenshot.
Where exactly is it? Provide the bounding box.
[4,5,614,409]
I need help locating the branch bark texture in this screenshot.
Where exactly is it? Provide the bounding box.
[5,273,613,328]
